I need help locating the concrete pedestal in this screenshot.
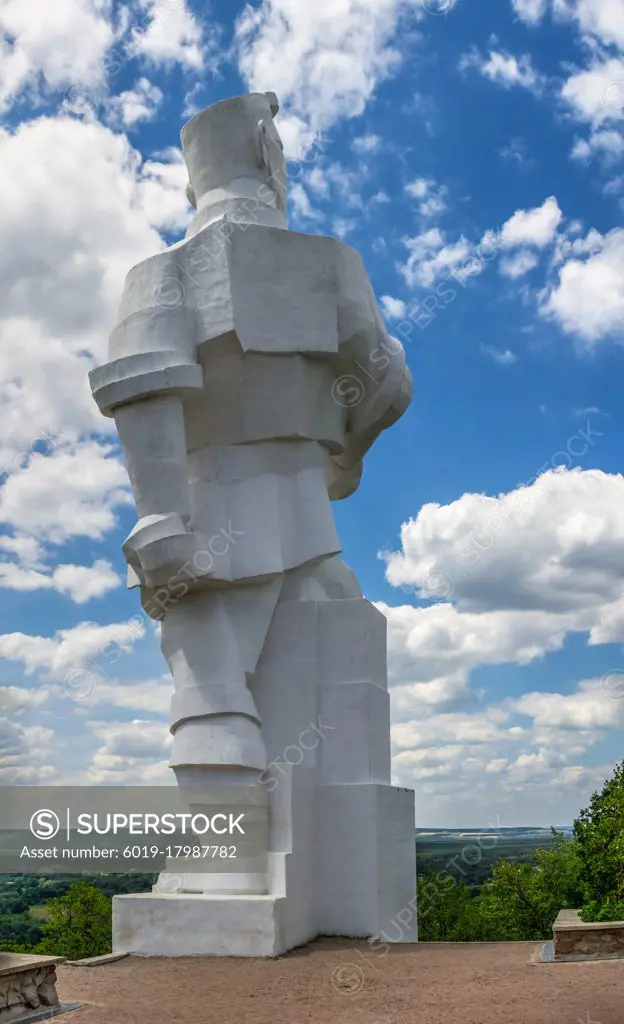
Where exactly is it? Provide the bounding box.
[114,767,416,956]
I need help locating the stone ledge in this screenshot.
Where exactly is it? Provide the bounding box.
[0,955,64,1024]
[553,909,624,961]
[555,909,624,932]
[0,957,65,979]
[65,953,128,967]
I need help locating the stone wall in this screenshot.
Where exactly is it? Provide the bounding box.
[0,957,61,1024]
[553,909,624,961]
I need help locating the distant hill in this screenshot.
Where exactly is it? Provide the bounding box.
[416,826,573,841]
[415,825,573,890]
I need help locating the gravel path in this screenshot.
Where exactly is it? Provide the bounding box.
[57,938,623,1024]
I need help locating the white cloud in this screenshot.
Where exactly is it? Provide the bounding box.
[332,217,357,239]
[0,115,191,474]
[0,440,131,544]
[482,50,542,90]
[499,249,540,278]
[405,176,447,217]
[0,0,116,113]
[397,197,561,293]
[381,599,581,719]
[543,227,624,342]
[480,344,518,364]
[377,458,624,814]
[0,617,144,680]
[127,0,205,69]
[305,166,330,197]
[235,0,414,156]
[289,182,324,223]
[460,47,544,93]
[352,132,381,153]
[383,467,621,618]
[562,0,624,50]
[0,559,120,603]
[512,0,547,23]
[105,76,163,127]
[0,718,56,783]
[134,147,193,233]
[512,678,623,730]
[399,227,471,287]
[0,685,50,713]
[562,57,624,126]
[81,677,172,714]
[85,719,172,784]
[571,129,624,161]
[380,295,407,319]
[499,195,563,248]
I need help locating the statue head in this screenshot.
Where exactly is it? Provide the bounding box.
[181,92,287,232]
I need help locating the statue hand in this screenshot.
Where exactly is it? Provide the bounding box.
[122,513,199,590]
[325,456,363,501]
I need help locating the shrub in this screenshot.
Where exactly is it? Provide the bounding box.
[33,882,112,960]
[579,900,624,923]
[574,760,624,903]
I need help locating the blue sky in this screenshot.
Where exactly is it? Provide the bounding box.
[1,0,624,826]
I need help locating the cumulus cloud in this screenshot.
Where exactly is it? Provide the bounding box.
[370,462,624,817]
[127,0,206,69]
[0,440,131,544]
[380,295,407,319]
[0,0,116,113]
[0,115,191,472]
[0,719,56,783]
[405,176,447,217]
[396,196,561,292]
[0,617,145,681]
[398,227,471,288]
[460,47,545,93]
[105,76,164,127]
[383,467,620,616]
[0,559,120,603]
[499,250,540,278]
[234,0,419,155]
[85,719,172,784]
[499,196,563,248]
[562,57,624,126]
[511,0,547,23]
[543,227,624,342]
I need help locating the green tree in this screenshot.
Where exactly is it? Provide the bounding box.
[479,830,584,940]
[34,882,112,960]
[574,760,624,903]
[417,871,485,941]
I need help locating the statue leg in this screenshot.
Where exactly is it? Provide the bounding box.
[158,578,283,895]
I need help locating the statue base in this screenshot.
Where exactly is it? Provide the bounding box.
[113,772,417,957]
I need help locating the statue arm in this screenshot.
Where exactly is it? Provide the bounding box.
[89,266,204,589]
[329,245,413,498]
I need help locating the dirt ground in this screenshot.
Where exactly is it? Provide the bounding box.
[56,938,623,1024]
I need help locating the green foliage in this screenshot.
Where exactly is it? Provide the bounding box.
[417,871,483,940]
[416,832,553,891]
[417,831,584,941]
[0,872,156,950]
[479,831,584,939]
[579,900,624,922]
[0,940,35,953]
[33,882,112,960]
[0,912,42,948]
[573,760,624,903]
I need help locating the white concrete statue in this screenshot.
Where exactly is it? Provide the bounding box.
[90,92,417,956]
